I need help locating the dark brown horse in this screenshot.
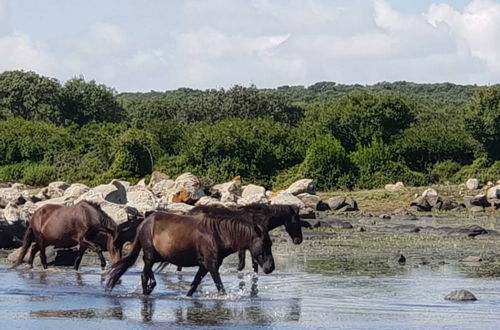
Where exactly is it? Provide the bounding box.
[11,201,121,270]
[106,211,275,296]
[156,203,311,273]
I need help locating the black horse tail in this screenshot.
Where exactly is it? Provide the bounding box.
[11,227,34,269]
[105,235,142,291]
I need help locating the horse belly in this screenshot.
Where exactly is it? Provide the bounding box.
[153,234,199,267]
[41,223,79,248]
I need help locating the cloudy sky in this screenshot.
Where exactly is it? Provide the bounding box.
[0,0,498,91]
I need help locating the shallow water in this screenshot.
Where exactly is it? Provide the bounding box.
[1,251,500,330]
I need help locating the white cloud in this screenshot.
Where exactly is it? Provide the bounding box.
[0,0,498,90]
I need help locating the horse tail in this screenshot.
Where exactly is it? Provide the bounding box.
[105,232,143,292]
[11,226,34,269]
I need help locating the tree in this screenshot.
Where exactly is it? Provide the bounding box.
[61,77,125,125]
[464,86,500,160]
[0,70,62,123]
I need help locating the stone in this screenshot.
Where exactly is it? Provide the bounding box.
[37,186,65,200]
[326,196,346,211]
[422,188,438,198]
[466,178,479,190]
[314,219,353,229]
[241,184,266,199]
[211,180,242,204]
[166,173,205,204]
[397,255,406,264]
[385,182,405,192]
[0,220,24,248]
[48,181,70,191]
[299,207,316,219]
[461,256,482,263]
[296,193,322,210]
[136,179,147,187]
[410,196,432,212]
[100,202,140,225]
[463,194,490,209]
[286,179,315,195]
[162,202,194,215]
[469,206,485,212]
[270,191,305,208]
[126,186,157,215]
[80,180,127,204]
[0,187,26,205]
[444,290,477,301]
[35,196,75,208]
[148,171,170,188]
[237,194,269,206]
[195,196,224,207]
[486,185,500,199]
[63,183,90,198]
[265,190,274,199]
[151,179,175,197]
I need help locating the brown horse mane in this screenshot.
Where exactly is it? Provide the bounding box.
[77,200,117,232]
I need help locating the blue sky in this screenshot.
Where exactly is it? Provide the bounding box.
[1,0,499,91]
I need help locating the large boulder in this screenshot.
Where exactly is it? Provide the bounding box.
[238,184,267,206]
[3,202,34,224]
[150,179,175,197]
[80,180,127,205]
[422,188,438,198]
[126,186,157,215]
[35,196,75,209]
[161,202,194,215]
[463,194,490,209]
[444,290,477,301]
[166,173,205,204]
[238,194,269,206]
[195,196,225,207]
[0,186,27,205]
[466,178,479,190]
[100,202,140,225]
[326,196,345,210]
[385,182,405,192]
[48,181,70,191]
[37,186,65,200]
[148,171,170,188]
[286,179,315,195]
[211,179,241,204]
[270,191,305,208]
[0,220,24,249]
[63,183,90,198]
[410,196,432,212]
[486,185,500,199]
[297,193,322,210]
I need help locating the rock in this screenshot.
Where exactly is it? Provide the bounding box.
[195,196,224,207]
[436,225,489,238]
[270,191,305,208]
[265,190,274,199]
[37,186,65,200]
[35,196,75,208]
[497,180,500,185]
[397,255,406,264]
[444,290,477,301]
[3,202,21,224]
[337,198,358,212]
[126,186,157,215]
[410,196,432,212]
[136,179,147,187]
[314,219,353,229]
[48,181,70,191]
[439,197,459,211]
[486,185,500,199]
[385,182,405,192]
[0,187,26,205]
[393,208,413,216]
[461,256,482,263]
[211,179,241,204]
[81,180,127,204]
[166,173,205,204]
[466,178,479,190]
[286,179,315,195]
[118,181,131,191]
[150,179,175,197]
[63,183,90,198]
[296,193,322,210]
[299,207,316,219]
[0,220,24,248]
[238,194,269,206]
[148,171,170,188]
[490,199,500,210]
[326,196,346,210]
[100,202,140,225]
[379,214,391,219]
[422,188,438,198]
[469,206,485,212]
[241,184,266,199]
[162,202,194,215]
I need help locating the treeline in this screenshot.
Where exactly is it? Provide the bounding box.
[0,70,499,189]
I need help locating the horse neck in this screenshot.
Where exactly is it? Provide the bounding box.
[214,220,253,251]
[266,214,286,231]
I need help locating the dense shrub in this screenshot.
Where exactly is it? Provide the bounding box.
[0,163,29,182]
[22,163,57,186]
[453,157,500,184]
[350,139,392,188]
[429,160,462,183]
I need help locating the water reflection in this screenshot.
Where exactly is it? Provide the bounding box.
[31,307,124,320]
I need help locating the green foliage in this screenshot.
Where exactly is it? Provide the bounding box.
[350,139,392,188]
[299,135,355,190]
[0,70,62,123]
[303,91,414,151]
[453,157,500,184]
[0,163,29,182]
[22,163,57,186]
[61,77,125,125]
[464,86,500,159]
[428,160,462,183]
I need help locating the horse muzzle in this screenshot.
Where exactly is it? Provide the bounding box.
[262,261,275,274]
[293,237,303,245]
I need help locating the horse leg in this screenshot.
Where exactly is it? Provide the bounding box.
[28,243,40,269]
[252,255,259,273]
[186,266,208,297]
[237,249,246,271]
[207,261,225,295]
[39,244,48,270]
[141,256,156,295]
[79,238,106,270]
[177,266,182,272]
[74,241,90,271]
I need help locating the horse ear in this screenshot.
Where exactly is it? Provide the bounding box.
[299,219,313,229]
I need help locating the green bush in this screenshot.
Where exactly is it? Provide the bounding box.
[453,157,500,184]
[429,160,462,183]
[22,163,57,186]
[0,163,29,182]
[299,135,355,190]
[350,139,392,188]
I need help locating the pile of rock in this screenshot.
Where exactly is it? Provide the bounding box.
[410,188,461,212]
[1,173,362,248]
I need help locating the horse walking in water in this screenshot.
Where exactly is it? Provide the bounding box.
[11,201,121,270]
[156,204,311,273]
[106,211,275,296]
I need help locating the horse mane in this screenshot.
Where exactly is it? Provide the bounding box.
[77,200,117,231]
